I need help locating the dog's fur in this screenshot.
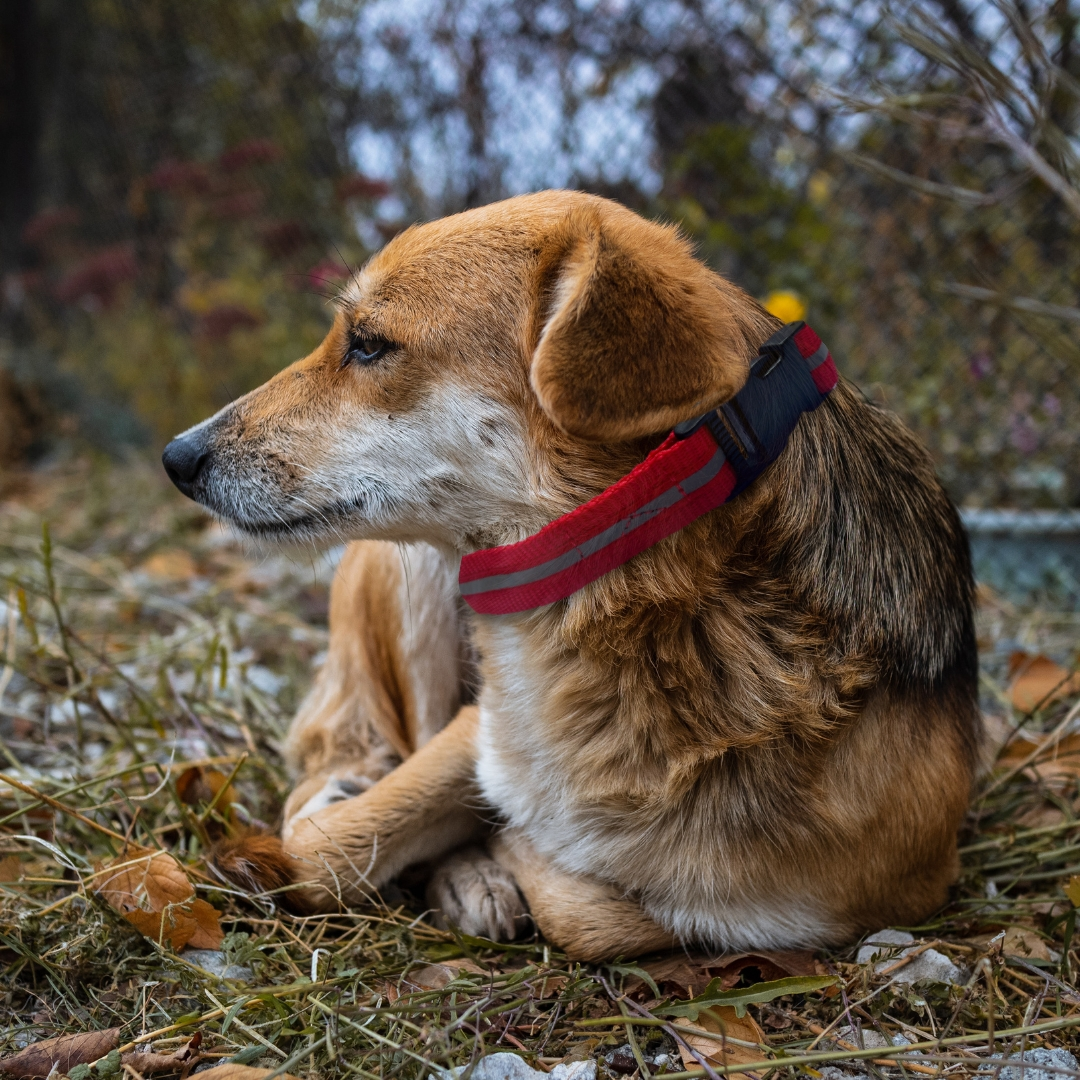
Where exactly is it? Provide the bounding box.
[175,190,981,960]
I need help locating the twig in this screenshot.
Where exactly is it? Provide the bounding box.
[0,770,129,843]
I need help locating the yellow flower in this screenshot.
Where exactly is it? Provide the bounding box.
[762,290,807,323]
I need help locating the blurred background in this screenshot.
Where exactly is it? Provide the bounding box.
[1,1,1078,524]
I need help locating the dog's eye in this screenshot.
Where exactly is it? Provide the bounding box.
[343,335,391,367]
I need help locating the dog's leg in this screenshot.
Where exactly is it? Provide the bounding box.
[282,540,474,828]
[282,705,484,910]
[215,540,480,901]
[487,829,676,960]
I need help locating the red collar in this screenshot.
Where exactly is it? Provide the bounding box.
[459,322,837,615]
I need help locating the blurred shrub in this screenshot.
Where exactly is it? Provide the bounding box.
[0,0,375,451]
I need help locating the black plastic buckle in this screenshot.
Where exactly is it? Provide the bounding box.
[753,320,805,379]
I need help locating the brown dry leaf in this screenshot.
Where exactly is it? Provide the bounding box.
[1015,802,1067,829]
[997,731,1080,780]
[1008,653,1080,713]
[94,847,223,950]
[633,950,816,1000]
[189,1069,300,1080]
[0,855,22,882]
[677,1005,766,1070]
[175,766,238,837]
[0,1028,120,1078]
[139,549,200,581]
[1002,926,1054,961]
[121,1033,202,1076]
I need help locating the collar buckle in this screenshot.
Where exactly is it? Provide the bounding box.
[753,320,805,379]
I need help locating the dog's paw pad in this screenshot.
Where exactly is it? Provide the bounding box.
[426,847,529,942]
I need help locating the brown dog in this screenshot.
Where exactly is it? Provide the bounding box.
[162,190,980,960]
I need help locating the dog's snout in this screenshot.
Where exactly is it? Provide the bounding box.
[162,432,210,495]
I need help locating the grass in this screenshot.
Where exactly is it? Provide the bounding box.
[1,456,1079,1080]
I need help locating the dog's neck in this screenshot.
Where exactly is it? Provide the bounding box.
[460,322,836,615]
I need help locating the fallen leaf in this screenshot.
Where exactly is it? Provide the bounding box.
[677,1005,766,1070]
[0,1028,120,1078]
[1016,802,1066,829]
[0,855,22,882]
[629,950,817,1000]
[997,731,1080,780]
[139,549,200,582]
[176,766,239,837]
[121,1033,202,1076]
[193,1067,300,1080]
[1008,653,1080,713]
[1002,927,1054,962]
[1067,876,1080,907]
[94,847,223,950]
[406,958,485,990]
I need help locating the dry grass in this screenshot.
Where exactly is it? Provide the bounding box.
[1,457,1078,1080]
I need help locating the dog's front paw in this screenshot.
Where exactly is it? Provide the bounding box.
[426,846,530,941]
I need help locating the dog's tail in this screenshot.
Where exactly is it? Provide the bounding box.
[211,831,301,903]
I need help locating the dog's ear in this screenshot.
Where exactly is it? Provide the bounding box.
[531,202,768,442]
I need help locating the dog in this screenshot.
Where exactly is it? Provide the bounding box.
[162,190,981,960]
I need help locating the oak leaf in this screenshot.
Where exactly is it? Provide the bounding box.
[192,1068,300,1080]
[677,1005,766,1070]
[1002,926,1054,962]
[631,950,817,1000]
[0,1028,120,1078]
[139,550,199,581]
[1008,653,1080,713]
[94,848,223,950]
[997,731,1080,780]
[121,1033,203,1076]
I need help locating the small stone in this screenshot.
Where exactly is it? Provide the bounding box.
[892,948,962,985]
[432,1054,597,1080]
[603,1045,638,1075]
[834,1026,913,1050]
[180,948,253,982]
[990,1047,1079,1080]
[856,929,915,964]
[856,930,963,985]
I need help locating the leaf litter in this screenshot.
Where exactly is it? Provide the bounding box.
[0,458,1079,1080]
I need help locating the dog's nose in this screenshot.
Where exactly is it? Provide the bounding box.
[162,431,210,495]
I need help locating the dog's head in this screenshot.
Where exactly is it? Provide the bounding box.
[162,191,774,550]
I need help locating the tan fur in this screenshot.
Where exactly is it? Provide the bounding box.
[283,705,483,910]
[169,190,980,957]
[282,541,473,825]
[489,830,677,961]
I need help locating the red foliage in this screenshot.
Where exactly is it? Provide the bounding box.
[261,220,311,259]
[55,244,138,306]
[337,174,392,200]
[197,304,262,341]
[22,207,81,247]
[210,190,264,219]
[218,139,283,172]
[147,159,212,194]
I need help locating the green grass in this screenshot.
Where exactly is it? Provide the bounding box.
[1,458,1078,1079]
